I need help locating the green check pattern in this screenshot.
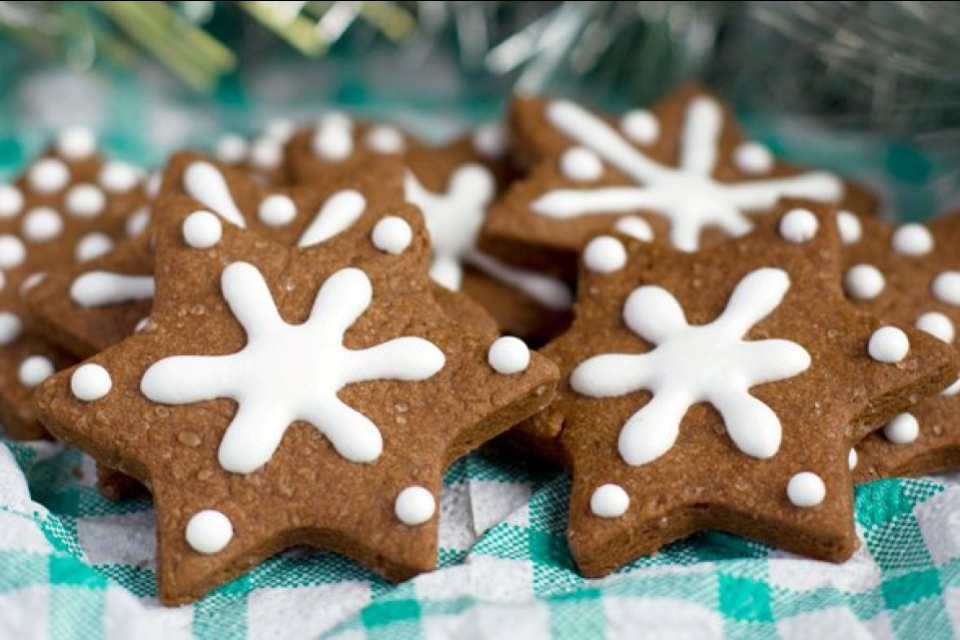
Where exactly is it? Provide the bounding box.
[4,438,960,639]
[3,49,960,639]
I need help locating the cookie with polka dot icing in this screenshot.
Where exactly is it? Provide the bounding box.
[839,212,960,481]
[33,191,558,605]
[0,130,146,439]
[515,201,956,575]
[480,84,877,281]
[286,114,573,342]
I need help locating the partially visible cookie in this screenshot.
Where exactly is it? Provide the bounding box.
[287,115,574,342]
[839,212,960,481]
[34,193,558,604]
[284,112,411,176]
[0,130,145,438]
[480,84,877,280]
[26,234,154,358]
[518,201,956,575]
[26,151,497,359]
[213,118,297,185]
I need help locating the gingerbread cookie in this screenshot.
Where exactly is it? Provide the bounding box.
[480,84,877,280]
[518,201,956,576]
[213,118,297,186]
[0,129,146,439]
[34,194,558,604]
[26,151,498,359]
[839,212,960,481]
[287,114,574,342]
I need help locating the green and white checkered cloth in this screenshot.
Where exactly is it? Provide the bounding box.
[4,438,960,639]
[4,49,960,640]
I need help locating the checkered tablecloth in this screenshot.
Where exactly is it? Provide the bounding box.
[4,48,960,640]
[5,438,960,639]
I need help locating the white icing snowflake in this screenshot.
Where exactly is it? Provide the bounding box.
[534,98,844,251]
[405,167,573,310]
[141,263,445,474]
[570,268,811,466]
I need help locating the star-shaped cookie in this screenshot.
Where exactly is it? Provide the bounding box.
[480,84,877,280]
[34,191,558,605]
[285,114,575,342]
[0,130,146,438]
[519,201,956,575]
[839,212,960,480]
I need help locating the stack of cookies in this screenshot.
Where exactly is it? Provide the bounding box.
[1,85,958,605]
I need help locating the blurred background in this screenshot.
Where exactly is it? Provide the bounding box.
[0,1,958,218]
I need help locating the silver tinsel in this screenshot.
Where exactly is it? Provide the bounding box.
[723,1,960,138]
[2,1,959,138]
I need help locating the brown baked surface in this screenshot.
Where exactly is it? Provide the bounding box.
[841,213,960,481]
[0,149,145,439]
[34,194,558,604]
[516,200,956,576]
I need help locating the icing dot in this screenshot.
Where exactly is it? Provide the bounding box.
[891,223,933,256]
[843,264,885,301]
[364,125,405,154]
[126,207,151,238]
[837,210,862,245]
[371,216,413,255]
[620,110,659,145]
[135,317,153,333]
[615,216,654,241]
[65,184,106,218]
[0,184,23,218]
[28,158,70,193]
[916,311,955,343]
[733,142,774,174]
[590,484,630,518]
[249,138,283,169]
[868,326,909,363]
[99,162,140,192]
[186,510,233,554]
[848,448,858,470]
[560,147,604,182]
[264,119,294,142]
[395,486,436,526]
[779,208,818,243]
[215,134,248,163]
[27,158,70,193]
[258,195,297,227]
[932,271,960,306]
[20,271,44,295]
[183,211,223,249]
[943,377,960,397]
[0,235,26,268]
[583,236,627,273]
[312,113,354,161]
[0,312,22,345]
[19,355,54,388]
[472,122,507,159]
[487,336,530,374]
[56,126,96,160]
[883,412,919,444]
[22,207,63,242]
[71,363,112,401]
[786,472,825,508]
[75,233,114,262]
